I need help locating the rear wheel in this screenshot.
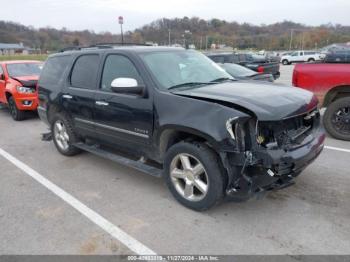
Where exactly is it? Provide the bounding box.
[8,96,25,121]
[282,59,289,65]
[51,112,81,156]
[324,97,350,141]
[308,58,315,63]
[164,142,225,211]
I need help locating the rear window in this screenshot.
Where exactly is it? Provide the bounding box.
[39,56,71,87]
[70,54,100,89]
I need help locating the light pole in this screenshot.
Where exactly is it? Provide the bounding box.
[168,29,171,46]
[118,16,124,44]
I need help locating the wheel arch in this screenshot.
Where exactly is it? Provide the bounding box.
[157,126,221,160]
[47,103,65,124]
[323,85,350,107]
[5,92,12,103]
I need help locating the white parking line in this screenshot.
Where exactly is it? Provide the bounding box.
[0,148,156,256]
[325,146,350,153]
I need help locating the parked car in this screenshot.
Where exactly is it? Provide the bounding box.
[206,53,280,79]
[38,46,325,211]
[0,60,42,120]
[281,51,324,65]
[219,63,274,82]
[293,63,350,140]
[324,50,350,63]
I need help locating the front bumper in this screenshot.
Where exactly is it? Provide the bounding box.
[15,96,38,111]
[225,130,326,200]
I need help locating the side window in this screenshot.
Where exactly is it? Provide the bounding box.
[239,54,247,62]
[70,54,99,89]
[209,56,224,63]
[101,55,143,92]
[0,65,3,76]
[38,56,71,87]
[231,55,239,63]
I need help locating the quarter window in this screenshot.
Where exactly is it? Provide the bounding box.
[70,54,99,89]
[38,56,71,87]
[101,55,143,91]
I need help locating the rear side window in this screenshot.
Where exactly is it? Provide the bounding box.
[70,54,100,89]
[39,56,71,87]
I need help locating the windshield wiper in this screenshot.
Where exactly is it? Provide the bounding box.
[210,77,235,83]
[168,82,211,90]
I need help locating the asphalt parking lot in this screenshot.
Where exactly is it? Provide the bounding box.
[1,65,350,256]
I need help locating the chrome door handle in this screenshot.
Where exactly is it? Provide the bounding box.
[62,94,73,99]
[95,101,109,106]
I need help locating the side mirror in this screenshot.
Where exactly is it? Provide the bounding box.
[110,78,144,95]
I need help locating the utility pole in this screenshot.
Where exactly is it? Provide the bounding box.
[289,29,294,50]
[118,16,124,44]
[205,35,208,51]
[168,29,171,46]
[301,32,305,51]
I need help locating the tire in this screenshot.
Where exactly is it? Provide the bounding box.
[308,58,315,63]
[8,96,25,121]
[164,142,225,211]
[282,59,289,65]
[323,97,350,141]
[51,112,81,156]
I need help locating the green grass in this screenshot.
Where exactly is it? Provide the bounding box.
[0,54,48,61]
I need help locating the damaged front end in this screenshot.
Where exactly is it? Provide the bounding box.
[221,108,326,201]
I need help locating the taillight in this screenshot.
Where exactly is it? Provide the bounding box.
[292,69,298,87]
[257,66,264,74]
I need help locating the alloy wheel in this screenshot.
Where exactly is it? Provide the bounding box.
[332,106,350,135]
[170,153,209,202]
[54,120,70,151]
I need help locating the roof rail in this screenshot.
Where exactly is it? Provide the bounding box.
[59,42,152,52]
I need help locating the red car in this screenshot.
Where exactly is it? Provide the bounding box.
[0,60,42,120]
[293,63,350,140]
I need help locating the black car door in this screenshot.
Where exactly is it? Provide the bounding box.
[93,53,153,149]
[62,54,100,137]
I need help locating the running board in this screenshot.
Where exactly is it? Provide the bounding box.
[73,143,163,178]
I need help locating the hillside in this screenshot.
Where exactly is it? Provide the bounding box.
[1,18,350,51]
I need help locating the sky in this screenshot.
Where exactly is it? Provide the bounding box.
[1,0,349,33]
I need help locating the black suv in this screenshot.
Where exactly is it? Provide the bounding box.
[38,46,325,211]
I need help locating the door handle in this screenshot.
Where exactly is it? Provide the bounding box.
[95,101,109,106]
[62,94,73,99]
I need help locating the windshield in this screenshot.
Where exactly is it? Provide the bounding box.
[140,50,233,90]
[220,63,255,77]
[6,63,43,78]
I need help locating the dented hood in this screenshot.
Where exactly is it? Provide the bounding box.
[11,76,39,88]
[173,81,318,121]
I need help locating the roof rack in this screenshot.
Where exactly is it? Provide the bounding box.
[59,42,152,52]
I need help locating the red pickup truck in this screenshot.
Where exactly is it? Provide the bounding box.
[293,63,350,140]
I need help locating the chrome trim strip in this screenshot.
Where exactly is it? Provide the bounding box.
[75,118,149,139]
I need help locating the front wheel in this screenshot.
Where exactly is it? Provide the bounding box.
[323,97,350,141]
[282,59,289,65]
[51,113,81,156]
[164,142,225,211]
[8,96,25,121]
